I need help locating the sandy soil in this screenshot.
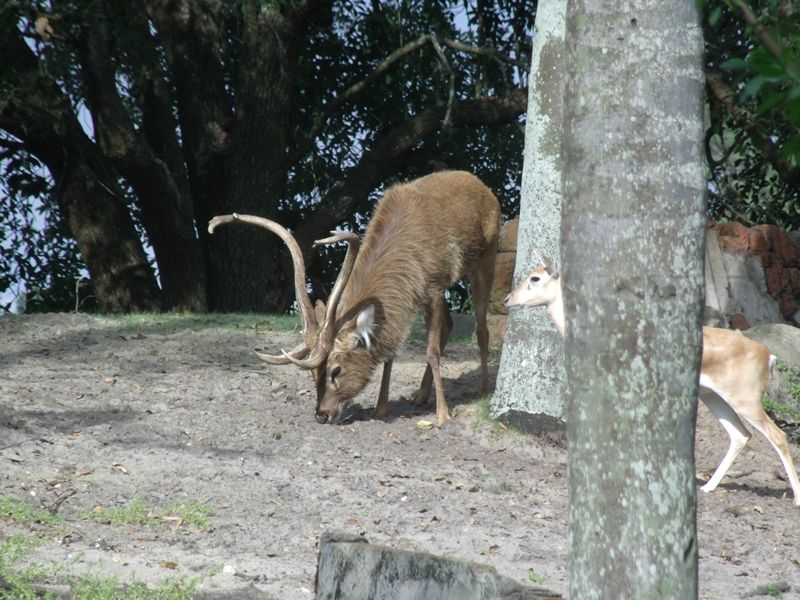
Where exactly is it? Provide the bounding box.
[1,313,799,599]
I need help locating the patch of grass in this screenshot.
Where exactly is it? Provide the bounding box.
[164,502,213,531]
[69,572,206,600]
[106,312,301,336]
[1,524,217,599]
[754,581,790,597]
[528,568,545,585]
[0,496,59,526]
[763,395,800,421]
[775,361,800,402]
[84,498,157,528]
[84,499,213,532]
[0,533,54,599]
[461,397,522,437]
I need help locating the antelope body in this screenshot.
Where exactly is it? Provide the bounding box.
[209,170,500,426]
[505,260,800,505]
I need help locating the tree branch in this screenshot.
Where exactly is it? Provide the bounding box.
[293,87,528,255]
[287,34,522,169]
[442,37,529,73]
[706,70,798,186]
[729,0,784,63]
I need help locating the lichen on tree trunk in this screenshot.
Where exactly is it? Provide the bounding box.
[492,0,567,430]
[561,1,706,598]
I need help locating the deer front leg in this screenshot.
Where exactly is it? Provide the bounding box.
[413,297,452,406]
[698,391,751,494]
[374,359,393,418]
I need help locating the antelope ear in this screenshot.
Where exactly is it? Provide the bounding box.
[354,304,375,350]
[541,256,560,279]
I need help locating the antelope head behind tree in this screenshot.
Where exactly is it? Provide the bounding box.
[208,170,501,426]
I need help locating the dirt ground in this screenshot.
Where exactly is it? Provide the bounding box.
[1,313,799,599]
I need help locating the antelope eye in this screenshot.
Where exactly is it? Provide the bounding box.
[330,365,342,382]
[530,276,540,283]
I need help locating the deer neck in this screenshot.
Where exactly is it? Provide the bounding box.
[549,280,565,337]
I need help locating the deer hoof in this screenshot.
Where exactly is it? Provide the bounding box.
[412,390,431,406]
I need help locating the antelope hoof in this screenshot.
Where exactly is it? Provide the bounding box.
[435,411,451,427]
[374,403,389,419]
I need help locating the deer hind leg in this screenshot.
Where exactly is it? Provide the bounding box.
[698,391,752,494]
[733,399,800,506]
[470,251,495,397]
[423,294,451,426]
[413,296,452,407]
[374,359,393,418]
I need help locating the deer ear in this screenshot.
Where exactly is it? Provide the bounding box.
[354,304,375,351]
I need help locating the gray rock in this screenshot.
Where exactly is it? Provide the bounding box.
[705,227,782,326]
[743,324,800,370]
[315,532,561,600]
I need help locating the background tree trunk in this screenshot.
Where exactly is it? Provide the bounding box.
[562,1,705,597]
[492,0,566,431]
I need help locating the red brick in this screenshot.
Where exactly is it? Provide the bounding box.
[747,229,769,255]
[717,221,750,253]
[729,313,750,330]
[765,266,784,297]
[779,296,797,319]
[773,229,799,267]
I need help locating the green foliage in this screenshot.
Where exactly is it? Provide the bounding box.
[703,0,800,230]
[0,148,92,313]
[1,1,534,313]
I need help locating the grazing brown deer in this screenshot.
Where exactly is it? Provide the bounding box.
[505,257,800,505]
[209,170,501,426]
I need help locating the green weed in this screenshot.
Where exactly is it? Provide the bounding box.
[83,499,213,532]
[775,361,800,401]
[106,312,301,336]
[528,568,545,585]
[0,496,59,526]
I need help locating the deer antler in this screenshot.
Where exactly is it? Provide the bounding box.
[279,231,361,370]
[208,213,320,359]
[254,341,309,365]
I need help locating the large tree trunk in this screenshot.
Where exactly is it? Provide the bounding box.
[561,1,705,597]
[0,10,162,313]
[492,0,566,431]
[79,2,207,311]
[205,5,298,312]
[57,153,163,313]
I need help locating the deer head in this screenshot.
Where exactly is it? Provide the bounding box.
[504,253,560,309]
[208,214,373,423]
